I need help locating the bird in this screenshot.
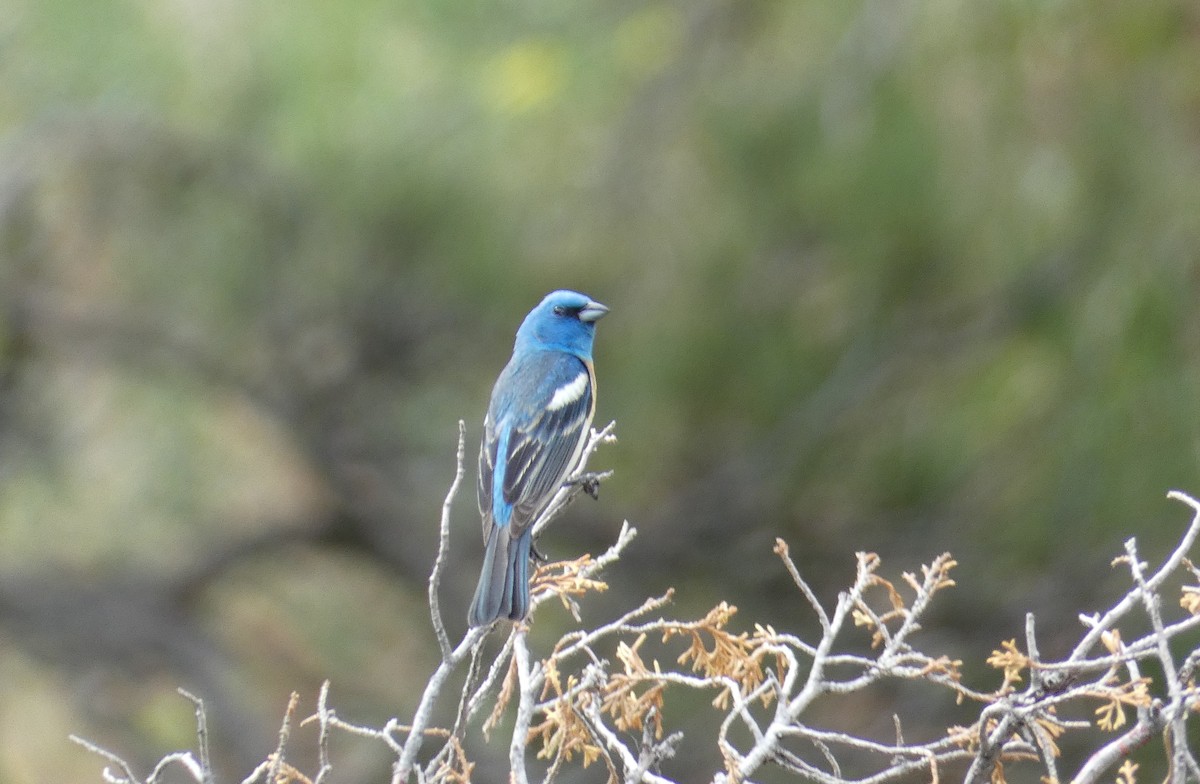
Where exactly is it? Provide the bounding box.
[467,290,608,627]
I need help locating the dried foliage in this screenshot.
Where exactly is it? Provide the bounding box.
[72,426,1200,783]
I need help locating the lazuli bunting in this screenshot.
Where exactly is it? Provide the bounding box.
[467,290,608,627]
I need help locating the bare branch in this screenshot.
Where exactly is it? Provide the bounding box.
[70,735,144,784]
[430,420,467,660]
[266,692,300,784]
[72,442,1200,784]
[176,688,214,784]
[509,630,539,784]
[313,680,333,784]
[775,537,831,633]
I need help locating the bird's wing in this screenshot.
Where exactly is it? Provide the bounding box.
[496,352,594,534]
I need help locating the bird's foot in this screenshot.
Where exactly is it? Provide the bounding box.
[569,471,607,499]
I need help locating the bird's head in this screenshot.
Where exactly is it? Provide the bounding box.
[514,290,608,359]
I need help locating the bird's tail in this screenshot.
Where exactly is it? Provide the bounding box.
[468,525,533,627]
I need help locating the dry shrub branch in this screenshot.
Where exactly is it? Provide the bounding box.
[73,425,1200,783]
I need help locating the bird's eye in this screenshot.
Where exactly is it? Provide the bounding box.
[552,305,567,316]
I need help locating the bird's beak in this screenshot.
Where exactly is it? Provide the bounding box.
[579,300,609,323]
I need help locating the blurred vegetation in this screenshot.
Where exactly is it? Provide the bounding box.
[0,0,1198,780]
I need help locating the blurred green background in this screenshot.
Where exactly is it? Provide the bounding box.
[1,0,1198,781]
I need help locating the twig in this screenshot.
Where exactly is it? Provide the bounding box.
[70,735,143,784]
[775,538,831,633]
[393,627,488,781]
[1072,711,1161,784]
[146,753,207,784]
[429,421,466,660]
[465,631,516,726]
[238,760,272,784]
[267,692,300,784]
[1069,490,1200,664]
[177,688,214,784]
[313,680,333,784]
[509,630,540,784]
[578,696,676,784]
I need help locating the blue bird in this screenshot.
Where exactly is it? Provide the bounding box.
[468,290,608,627]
